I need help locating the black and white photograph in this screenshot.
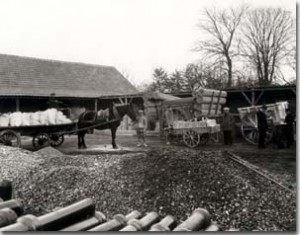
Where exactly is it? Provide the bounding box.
[0,0,297,232]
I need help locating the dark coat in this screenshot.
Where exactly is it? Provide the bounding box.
[257,110,268,130]
[221,113,234,131]
[284,113,295,131]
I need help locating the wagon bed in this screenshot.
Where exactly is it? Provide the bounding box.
[166,120,221,148]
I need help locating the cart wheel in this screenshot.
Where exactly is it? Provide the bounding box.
[183,130,200,148]
[241,113,273,145]
[32,133,50,149]
[0,130,21,147]
[199,133,210,146]
[49,134,64,147]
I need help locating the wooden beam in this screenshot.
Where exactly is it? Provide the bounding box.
[241,91,252,106]
[251,89,255,106]
[118,98,124,104]
[255,91,265,105]
[16,97,20,111]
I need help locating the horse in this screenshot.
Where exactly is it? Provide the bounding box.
[77,103,137,149]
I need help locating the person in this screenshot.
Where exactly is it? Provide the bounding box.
[268,110,284,149]
[164,106,174,145]
[284,108,295,148]
[221,107,234,145]
[257,105,268,149]
[134,109,148,147]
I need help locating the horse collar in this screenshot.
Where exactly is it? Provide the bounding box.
[113,106,121,120]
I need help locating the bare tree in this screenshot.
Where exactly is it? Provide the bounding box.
[196,6,246,88]
[241,8,294,86]
[183,63,207,91]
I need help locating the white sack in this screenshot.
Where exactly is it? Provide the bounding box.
[39,111,49,125]
[30,112,41,125]
[56,111,72,124]
[48,108,58,125]
[21,113,31,126]
[0,114,10,127]
[10,112,22,127]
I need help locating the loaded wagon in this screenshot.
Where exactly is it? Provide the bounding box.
[161,89,227,148]
[0,108,77,149]
[238,101,288,145]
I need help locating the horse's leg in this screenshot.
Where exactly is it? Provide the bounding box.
[78,132,82,149]
[82,131,87,149]
[111,126,118,149]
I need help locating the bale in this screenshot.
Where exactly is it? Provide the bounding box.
[193,88,227,97]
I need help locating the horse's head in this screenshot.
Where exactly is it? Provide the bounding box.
[114,103,137,122]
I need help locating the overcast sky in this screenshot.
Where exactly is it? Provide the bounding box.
[0,0,295,86]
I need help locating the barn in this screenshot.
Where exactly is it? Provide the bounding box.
[0,54,143,115]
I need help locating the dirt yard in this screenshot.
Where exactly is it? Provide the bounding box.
[7,133,297,231]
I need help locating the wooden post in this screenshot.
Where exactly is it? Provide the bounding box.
[94,99,98,112]
[16,97,20,112]
[251,89,255,106]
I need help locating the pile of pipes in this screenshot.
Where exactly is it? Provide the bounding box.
[0,181,243,232]
[0,198,230,232]
[192,88,227,117]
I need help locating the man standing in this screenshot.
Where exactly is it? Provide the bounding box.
[257,105,268,149]
[284,108,295,148]
[134,109,148,147]
[221,107,234,145]
[164,106,174,145]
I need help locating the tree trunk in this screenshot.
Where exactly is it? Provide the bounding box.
[226,56,232,88]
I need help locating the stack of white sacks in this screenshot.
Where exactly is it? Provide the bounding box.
[192,88,227,117]
[0,109,72,127]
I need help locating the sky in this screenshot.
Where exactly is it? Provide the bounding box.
[0,0,296,86]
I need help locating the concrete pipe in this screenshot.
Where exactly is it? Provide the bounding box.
[37,198,95,231]
[0,208,18,228]
[60,211,106,231]
[173,208,211,231]
[120,212,159,231]
[0,199,23,216]
[149,215,177,231]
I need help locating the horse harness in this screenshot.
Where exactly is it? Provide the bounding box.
[81,107,121,124]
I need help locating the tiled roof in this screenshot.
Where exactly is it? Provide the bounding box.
[0,197,226,232]
[0,54,138,98]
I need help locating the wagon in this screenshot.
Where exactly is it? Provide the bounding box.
[0,122,77,149]
[160,89,226,148]
[0,108,78,149]
[165,120,221,148]
[238,101,288,145]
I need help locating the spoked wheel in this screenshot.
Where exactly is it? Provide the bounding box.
[241,113,273,145]
[0,130,21,147]
[32,133,50,149]
[199,133,210,146]
[183,130,200,148]
[49,134,64,147]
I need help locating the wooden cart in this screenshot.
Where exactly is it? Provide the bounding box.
[238,101,288,145]
[0,122,77,149]
[165,120,221,148]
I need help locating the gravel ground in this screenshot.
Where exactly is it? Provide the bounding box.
[0,145,43,181]
[0,145,296,231]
